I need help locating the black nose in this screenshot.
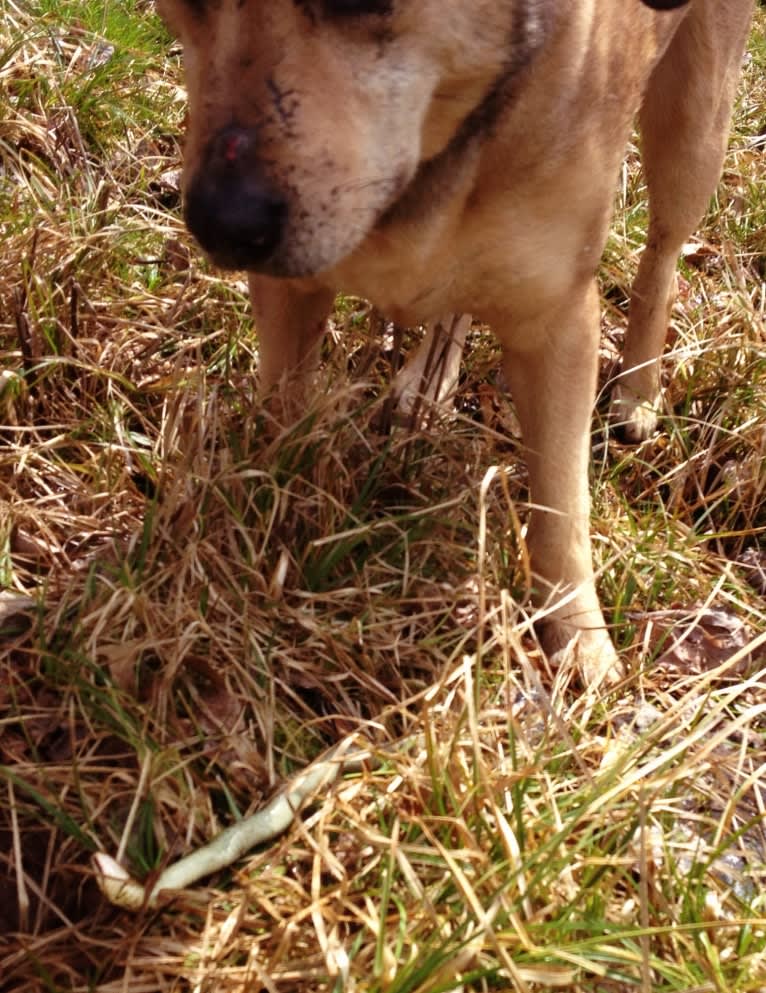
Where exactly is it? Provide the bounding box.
[183,125,287,271]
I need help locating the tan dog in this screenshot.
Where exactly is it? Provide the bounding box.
[156,0,753,686]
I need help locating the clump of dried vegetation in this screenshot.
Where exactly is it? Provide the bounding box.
[1,2,766,990]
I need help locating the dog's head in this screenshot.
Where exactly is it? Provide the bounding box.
[156,0,532,278]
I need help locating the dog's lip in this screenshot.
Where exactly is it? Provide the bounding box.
[183,156,417,278]
[200,239,280,273]
[200,241,323,279]
[186,230,270,273]
[188,211,354,279]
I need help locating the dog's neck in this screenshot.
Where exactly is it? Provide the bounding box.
[379,0,552,230]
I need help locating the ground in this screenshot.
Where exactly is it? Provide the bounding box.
[1,3,766,991]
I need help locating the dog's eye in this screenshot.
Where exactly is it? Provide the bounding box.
[181,0,208,15]
[156,0,206,34]
[323,0,392,16]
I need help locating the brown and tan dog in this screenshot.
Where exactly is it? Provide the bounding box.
[155,0,754,686]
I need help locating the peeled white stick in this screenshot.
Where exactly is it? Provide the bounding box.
[93,735,371,910]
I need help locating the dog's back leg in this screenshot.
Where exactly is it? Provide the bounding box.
[610,0,754,442]
[391,313,472,422]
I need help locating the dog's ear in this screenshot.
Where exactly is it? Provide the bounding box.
[640,0,690,8]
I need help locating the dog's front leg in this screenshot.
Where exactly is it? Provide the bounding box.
[497,279,621,688]
[248,274,335,413]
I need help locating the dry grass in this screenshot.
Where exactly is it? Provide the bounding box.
[1,2,766,991]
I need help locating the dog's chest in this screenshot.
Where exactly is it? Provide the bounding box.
[321,180,603,328]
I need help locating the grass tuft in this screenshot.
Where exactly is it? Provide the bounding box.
[1,2,765,991]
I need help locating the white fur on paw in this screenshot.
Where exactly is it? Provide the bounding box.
[546,626,623,690]
[610,384,659,443]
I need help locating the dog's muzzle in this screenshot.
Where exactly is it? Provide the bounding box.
[184,124,288,272]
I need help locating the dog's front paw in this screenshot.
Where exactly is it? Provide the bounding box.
[609,382,660,444]
[544,623,624,691]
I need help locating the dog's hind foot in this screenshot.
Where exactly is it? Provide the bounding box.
[391,313,471,423]
[609,382,660,444]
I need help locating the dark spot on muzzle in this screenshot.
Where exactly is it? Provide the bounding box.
[184,124,288,271]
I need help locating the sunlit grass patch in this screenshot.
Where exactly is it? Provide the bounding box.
[1,2,765,991]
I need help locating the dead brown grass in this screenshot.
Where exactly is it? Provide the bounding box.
[1,3,766,991]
